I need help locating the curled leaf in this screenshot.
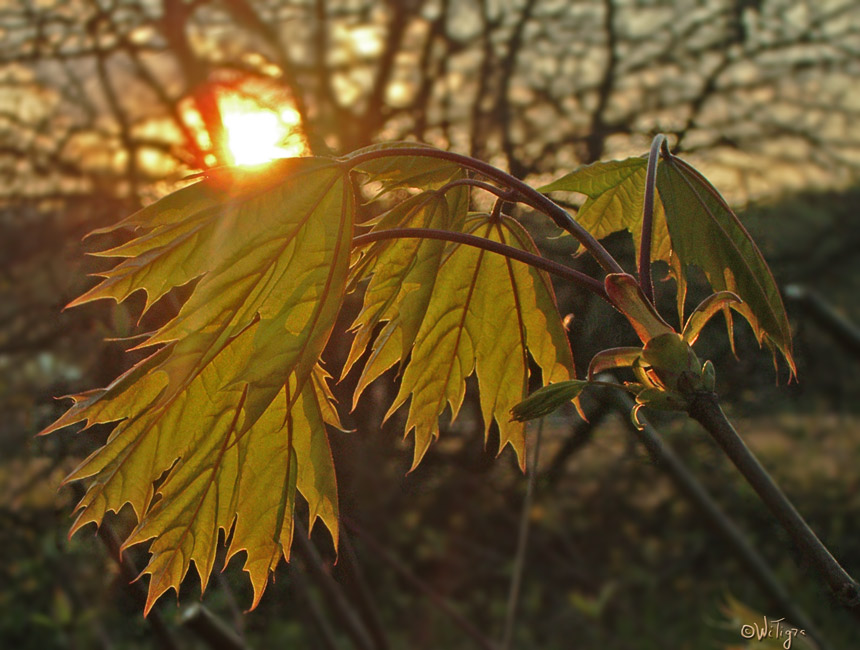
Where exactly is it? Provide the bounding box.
[640,333,701,394]
[587,347,643,380]
[682,291,742,345]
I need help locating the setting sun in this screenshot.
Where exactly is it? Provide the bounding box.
[218,95,306,165]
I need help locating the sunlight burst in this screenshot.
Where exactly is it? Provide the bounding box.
[219,95,306,165]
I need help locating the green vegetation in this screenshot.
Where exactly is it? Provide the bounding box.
[40,137,859,648]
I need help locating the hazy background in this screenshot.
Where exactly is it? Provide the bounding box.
[2,0,859,648]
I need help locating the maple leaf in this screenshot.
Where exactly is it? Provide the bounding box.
[41,158,354,612]
[42,140,794,619]
[357,213,574,470]
[343,187,469,382]
[541,154,794,375]
[539,157,671,267]
[347,141,469,194]
[656,153,795,375]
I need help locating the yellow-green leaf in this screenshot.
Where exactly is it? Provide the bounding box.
[539,157,671,266]
[604,273,674,344]
[347,141,464,194]
[344,188,468,381]
[42,158,354,613]
[682,291,742,345]
[586,347,643,380]
[510,380,590,422]
[384,214,574,470]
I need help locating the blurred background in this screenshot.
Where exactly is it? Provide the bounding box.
[2,0,859,648]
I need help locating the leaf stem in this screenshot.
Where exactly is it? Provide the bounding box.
[436,177,519,202]
[352,227,609,301]
[343,147,625,275]
[638,134,666,305]
[688,391,860,617]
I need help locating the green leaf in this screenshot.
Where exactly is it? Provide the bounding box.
[630,387,689,429]
[510,380,589,422]
[541,154,793,375]
[346,141,464,194]
[382,214,574,470]
[640,332,701,393]
[344,187,469,382]
[42,158,354,613]
[539,157,671,266]
[657,154,795,375]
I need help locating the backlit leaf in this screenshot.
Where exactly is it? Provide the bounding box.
[347,141,465,194]
[382,214,574,470]
[604,273,674,344]
[344,187,469,382]
[541,153,793,374]
[587,347,643,380]
[539,157,671,266]
[682,291,741,345]
[657,154,795,375]
[42,158,354,613]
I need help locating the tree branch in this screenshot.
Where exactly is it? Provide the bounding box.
[688,390,860,619]
[344,517,500,650]
[602,385,833,648]
[501,417,543,649]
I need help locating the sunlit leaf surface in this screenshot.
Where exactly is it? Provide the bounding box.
[42,158,353,612]
[373,214,574,470]
[539,157,671,266]
[43,147,575,614]
[40,142,794,617]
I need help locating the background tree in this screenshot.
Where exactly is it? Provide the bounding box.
[2,0,860,648]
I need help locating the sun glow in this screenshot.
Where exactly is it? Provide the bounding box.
[219,95,306,165]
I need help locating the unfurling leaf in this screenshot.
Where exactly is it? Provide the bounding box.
[40,138,797,620]
[604,273,674,344]
[630,387,689,429]
[640,333,701,394]
[42,158,354,613]
[542,152,794,377]
[587,347,643,380]
[682,291,742,345]
[510,380,589,422]
[657,154,795,376]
